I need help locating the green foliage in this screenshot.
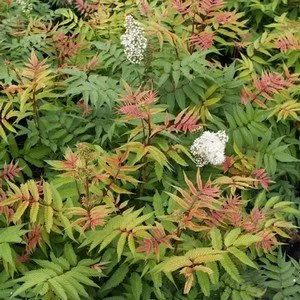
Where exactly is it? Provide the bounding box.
[0,0,299,299]
[12,245,100,300]
[261,252,300,299]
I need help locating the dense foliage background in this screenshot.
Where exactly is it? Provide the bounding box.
[0,0,300,299]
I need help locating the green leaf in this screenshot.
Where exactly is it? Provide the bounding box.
[128,234,136,256]
[183,85,199,104]
[13,201,29,223]
[64,244,77,266]
[175,89,186,110]
[168,150,188,166]
[273,152,299,162]
[224,228,241,248]
[44,206,54,233]
[228,247,257,269]
[210,227,222,250]
[60,277,81,300]
[205,84,218,98]
[154,162,163,181]
[233,234,261,247]
[252,56,267,64]
[117,232,128,261]
[130,273,143,300]
[172,70,180,87]
[221,287,232,300]
[220,254,241,282]
[197,271,211,297]
[48,278,68,300]
[43,182,53,205]
[153,191,164,217]
[232,290,243,300]
[0,225,26,244]
[100,230,120,251]
[0,243,14,266]
[102,264,129,292]
[207,261,219,285]
[12,271,52,297]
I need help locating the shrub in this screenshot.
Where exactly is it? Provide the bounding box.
[0,0,299,299]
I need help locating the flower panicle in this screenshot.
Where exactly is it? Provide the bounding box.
[190,130,228,167]
[120,15,147,64]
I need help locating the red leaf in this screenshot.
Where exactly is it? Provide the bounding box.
[190,32,215,51]
[251,169,274,190]
[0,161,21,182]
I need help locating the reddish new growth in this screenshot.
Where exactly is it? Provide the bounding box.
[172,108,202,133]
[91,261,109,272]
[0,162,21,186]
[84,55,99,72]
[48,148,79,177]
[64,148,79,170]
[276,34,300,53]
[184,172,221,205]
[118,87,156,120]
[74,0,98,17]
[137,222,177,260]
[222,158,274,190]
[251,169,274,190]
[0,190,14,221]
[234,41,247,50]
[17,226,42,263]
[241,87,253,105]
[1,84,20,95]
[241,71,295,107]
[234,33,251,50]
[53,32,84,66]
[172,0,190,16]
[69,202,112,231]
[25,226,42,254]
[222,156,235,173]
[164,108,202,134]
[139,0,151,16]
[256,231,279,252]
[168,172,221,232]
[77,99,92,116]
[208,196,266,234]
[207,196,279,252]
[199,0,224,16]
[253,72,293,96]
[242,209,265,232]
[190,32,215,50]
[209,195,243,227]
[149,108,202,138]
[16,253,30,263]
[215,11,236,24]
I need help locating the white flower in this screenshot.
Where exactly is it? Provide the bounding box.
[120,15,147,64]
[16,0,33,14]
[190,130,228,167]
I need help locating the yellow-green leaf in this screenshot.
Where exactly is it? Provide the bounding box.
[220,253,241,282]
[210,228,223,250]
[44,206,53,233]
[43,182,52,205]
[228,247,257,269]
[224,228,241,248]
[13,201,29,223]
[117,232,128,261]
[233,234,261,247]
[30,202,40,223]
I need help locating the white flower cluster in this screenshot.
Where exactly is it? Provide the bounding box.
[120,15,147,64]
[190,130,228,167]
[16,0,33,14]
